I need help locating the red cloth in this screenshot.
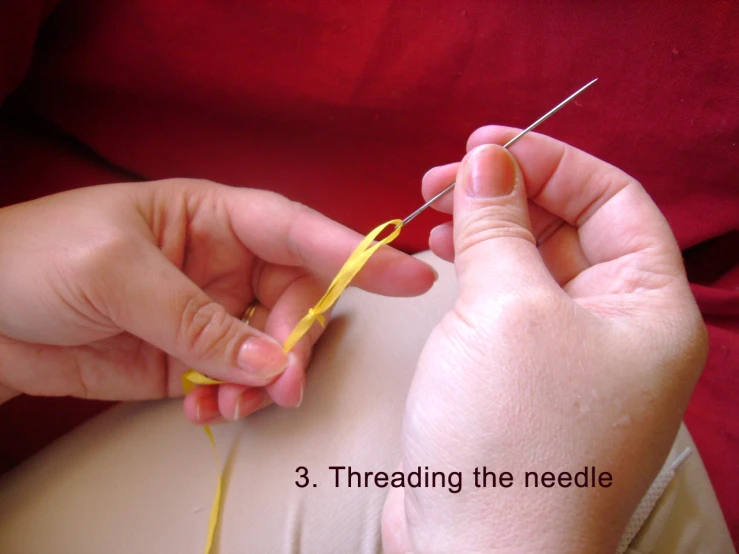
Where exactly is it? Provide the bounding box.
[1,0,738,542]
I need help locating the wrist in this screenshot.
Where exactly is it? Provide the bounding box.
[403,485,623,554]
[408,521,617,554]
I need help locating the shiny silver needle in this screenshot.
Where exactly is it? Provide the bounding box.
[398,78,598,227]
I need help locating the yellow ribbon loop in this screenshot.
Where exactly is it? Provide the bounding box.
[183,219,404,554]
[281,219,402,352]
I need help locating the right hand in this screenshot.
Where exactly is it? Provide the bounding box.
[383,128,707,553]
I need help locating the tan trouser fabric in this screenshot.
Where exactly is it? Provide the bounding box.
[0,251,732,553]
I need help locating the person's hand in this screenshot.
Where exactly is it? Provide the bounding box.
[0,179,436,423]
[382,128,707,553]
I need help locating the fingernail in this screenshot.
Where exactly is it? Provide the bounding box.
[233,392,263,420]
[197,395,220,423]
[430,266,439,282]
[465,145,516,198]
[238,337,289,377]
[296,379,305,408]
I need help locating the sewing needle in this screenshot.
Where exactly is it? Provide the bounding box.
[398,78,598,228]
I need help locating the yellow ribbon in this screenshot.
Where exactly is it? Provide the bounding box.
[181,371,223,553]
[281,219,403,351]
[182,219,403,553]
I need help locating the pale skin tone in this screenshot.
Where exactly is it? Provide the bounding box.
[0,127,707,552]
[382,127,707,553]
[0,181,437,420]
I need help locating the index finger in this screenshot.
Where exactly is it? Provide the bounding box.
[151,180,437,298]
[231,188,437,296]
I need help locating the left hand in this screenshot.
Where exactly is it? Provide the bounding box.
[0,179,436,423]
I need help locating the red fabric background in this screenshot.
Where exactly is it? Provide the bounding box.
[1,0,737,544]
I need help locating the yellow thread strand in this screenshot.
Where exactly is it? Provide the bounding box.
[181,371,223,554]
[183,219,403,554]
[183,370,222,387]
[202,426,222,553]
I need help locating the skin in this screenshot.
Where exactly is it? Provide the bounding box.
[0,128,707,550]
[382,128,707,553]
[0,179,437,423]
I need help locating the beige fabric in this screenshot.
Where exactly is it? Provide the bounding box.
[0,251,732,553]
[627,425,733,554]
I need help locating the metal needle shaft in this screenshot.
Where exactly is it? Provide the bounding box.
[398,78,598,227]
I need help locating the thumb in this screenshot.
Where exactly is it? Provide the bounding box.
[453,144,551,295]
[96,242,288,388]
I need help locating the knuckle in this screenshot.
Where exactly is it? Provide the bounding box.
[456,206,535,253]
[284,200,314,262]
[172,177,219,189]
[78,232,132,273]
[59,232,139,321]
[71,232,134,292]
[466,125,508,151]
[250,188,292,211]
[189,178,219,188]
[443,289,565,371]
[494,291,560,329]
[178,295,240,361]
[459,287,563,340]
[155,178,221,207]
[604,253,682,297]
[144,178,219,198]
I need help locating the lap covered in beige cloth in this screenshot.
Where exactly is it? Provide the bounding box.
[0,252,732,553]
